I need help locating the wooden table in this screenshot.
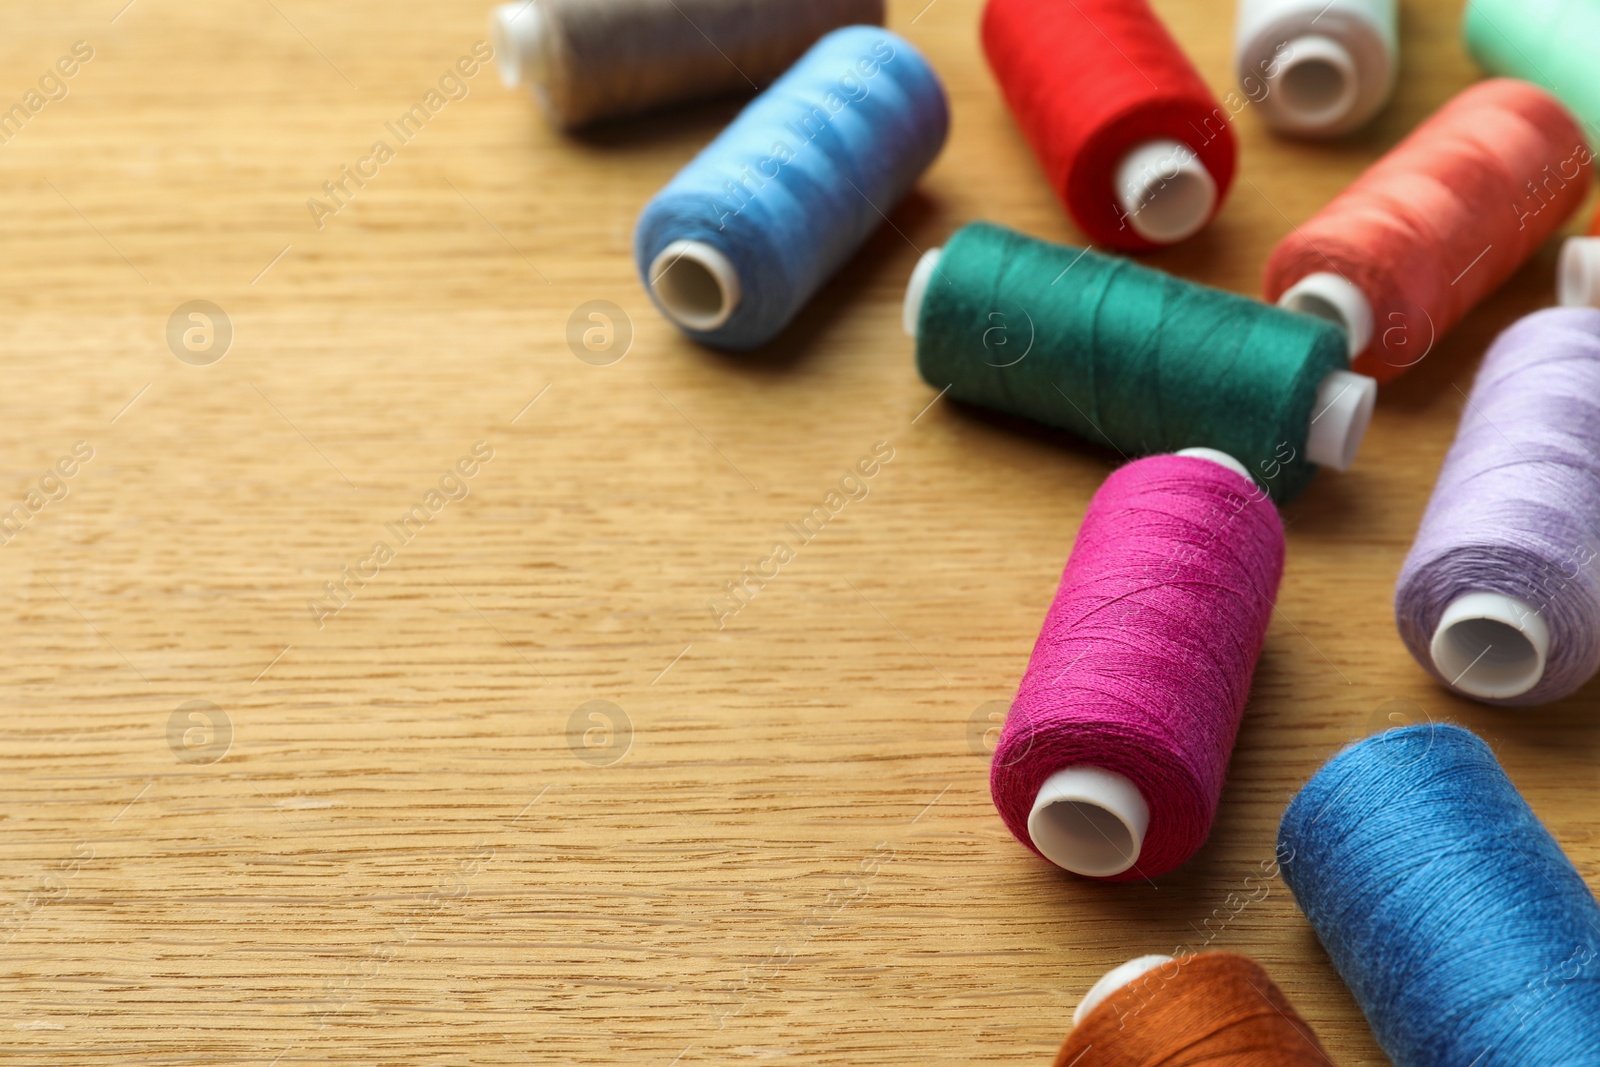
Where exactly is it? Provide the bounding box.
[0,1,1593,1063]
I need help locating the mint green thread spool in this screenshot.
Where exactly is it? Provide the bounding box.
[1464,0,1600,137]
[903,222,1374,502]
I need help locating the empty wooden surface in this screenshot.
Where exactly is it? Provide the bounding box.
[0,1,1594,1064]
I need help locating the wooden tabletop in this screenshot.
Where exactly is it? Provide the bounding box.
[1,1,1595,1063]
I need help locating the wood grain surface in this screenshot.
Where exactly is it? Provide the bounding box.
[0,1,1595,1064]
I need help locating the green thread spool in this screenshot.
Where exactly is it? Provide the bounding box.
[1465,0,1600,137]
[903,222,1374,501]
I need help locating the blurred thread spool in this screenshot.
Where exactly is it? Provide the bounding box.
[1279,724,1600,1066]
[1396,308,1600,705]
[1559,236,1600,307]
[1059,952,1334,1066]
[635,27,947,350]
[491,0,884,129]
[989,453,1284,881]
[905,222,1374,502]
[981,0,1237,250]
[1235,0,1396,137]
[1465,0,1600,135]
[1264,79,1592,382]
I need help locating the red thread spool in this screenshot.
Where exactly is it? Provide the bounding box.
[1265,78,1592,383]
[982,0,1237,250]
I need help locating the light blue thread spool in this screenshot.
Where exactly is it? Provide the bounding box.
[634,26,948,350]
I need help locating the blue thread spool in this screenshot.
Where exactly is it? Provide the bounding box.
[634,26,948,350]
[1278,724,1600,1067]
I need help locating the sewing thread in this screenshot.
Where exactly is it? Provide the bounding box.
[492,0,885,129]
[1059,952,1333,1066]
[991,454,1284,881]
[635,26,948,350]
[911,222,1359,502]
[1279,724,1600,1067]
[1396,308,1600,706]
[1265,79,1592,382]
[1235,0,1396,137]
[1465,0,1600,136]
[982,0,1237,249]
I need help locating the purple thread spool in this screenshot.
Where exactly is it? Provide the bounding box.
[1396,307,1600,705]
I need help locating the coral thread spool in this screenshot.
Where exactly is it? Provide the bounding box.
[491,0,885,129]
[1396,308,1600,705]
[905,223,1376,502]
[990,453,1284,881]
[1265,79,1592,382]
[1060,953,1334,1065]
[1279,724,1600,1066]
[1235,0,1396,136]
[982,0,1237,249]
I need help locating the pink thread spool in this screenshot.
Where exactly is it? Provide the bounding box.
[990,451,1285,881]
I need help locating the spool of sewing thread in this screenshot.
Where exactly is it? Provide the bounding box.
[982,0,1237,250]
[1465,0,1600,134]
[989,452,1284,881]
[1279,724,1600,1066]
[1059,952,1334,1066]
[1265,79,1592,383]
[491,0,885,129]
[635,27,947,350]
[1559,237,1600,307]
[1395,308,1600,705]
[905,222,1375,503]
[1235,0,1396,137]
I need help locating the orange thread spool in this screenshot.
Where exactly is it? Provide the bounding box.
[1264,79,1591,383]
[1057,952,1333,1067]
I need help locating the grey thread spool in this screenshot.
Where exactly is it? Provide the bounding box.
[493,0,886,130]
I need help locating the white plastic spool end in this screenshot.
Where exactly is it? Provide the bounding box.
[648,240,742,333]
[1279,272,1374,360]
[1430,592,1551,701]
[1176,447,1252,482]
[1073,955,1176,1028]
[1559,237,1600,308]
[491,2,545,90]
[903,248,943,338]
[1269,35,1361,133]
[1028,766,1150,878]
[1306,369,1376,471]
[1115,139,1218,245]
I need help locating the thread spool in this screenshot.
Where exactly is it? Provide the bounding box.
[990,453,1284,881]
[1265,79,1592,382]
[1059,952,1334,1065]
[635,27,948,350]
[906,222,1375,502]
[491,0,885,129]
[1559,237,1600,308]
[1396,308,1600,706]
[1235,0,1396,137]
[1465,0,1600,134]
[981,0,1237,250]
[1279,724,1600,1066]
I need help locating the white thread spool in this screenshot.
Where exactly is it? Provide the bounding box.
[1074,956,1176,1026]
[905,249,1377,472]
[1235,0,1397,137]
[1114,139,1218,244]
[492,3,546,92]
[1429,592,1551,701]
[648,240,742,332]
[1559,237,1600,308]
